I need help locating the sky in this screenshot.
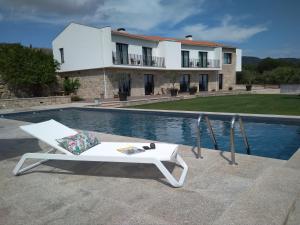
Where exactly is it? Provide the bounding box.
[0,0,299,58]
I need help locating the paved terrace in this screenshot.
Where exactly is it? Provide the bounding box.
[0,118,299,225]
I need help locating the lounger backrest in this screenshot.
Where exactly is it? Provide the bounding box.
[20,119,78,155]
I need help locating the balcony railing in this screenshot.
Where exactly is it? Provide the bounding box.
[182,59,220,68]
[112,52,165,68]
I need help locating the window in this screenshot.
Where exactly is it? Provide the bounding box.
[142,47,152,66]
[116,43,128,64]
[181,51,189,67]
[199,51,208,67]
[223,53,232,64]
[59,48,64,63]
[218,74,223,90]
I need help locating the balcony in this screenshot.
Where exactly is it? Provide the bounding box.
[112,52,165,68]
[182,59,220,69]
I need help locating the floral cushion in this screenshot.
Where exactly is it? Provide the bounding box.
[56,131,100,155]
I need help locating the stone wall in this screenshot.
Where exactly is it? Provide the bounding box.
[0,96,71,109]
[59,68,220,99]
[220,48,237,90]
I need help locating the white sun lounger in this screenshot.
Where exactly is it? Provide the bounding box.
[13,119,188,187]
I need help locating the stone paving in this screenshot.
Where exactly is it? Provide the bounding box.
[0,118,299,225]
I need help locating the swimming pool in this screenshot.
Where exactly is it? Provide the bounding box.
[3,108,300,160]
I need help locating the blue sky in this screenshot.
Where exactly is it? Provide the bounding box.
[0,0,299,58]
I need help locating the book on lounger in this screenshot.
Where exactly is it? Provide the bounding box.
[116,146,145,155]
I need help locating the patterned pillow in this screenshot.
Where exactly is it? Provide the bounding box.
[56,131,100,155]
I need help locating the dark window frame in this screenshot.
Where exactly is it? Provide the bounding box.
[142,47,152,66]
[59,48,64,63]
[116,43,129,65]
[180,74,190,92]
[181,51,190,67]
[198,51,208,67]
[223,53,232,64]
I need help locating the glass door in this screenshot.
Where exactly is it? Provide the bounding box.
[180,74,190,92]
[199,74,208,91]
[142,47,152,66]
[181,51,189,67]
[144,74,154,95]
[118,73,131,96]
[116,43,128,65]
[199,52,208,67]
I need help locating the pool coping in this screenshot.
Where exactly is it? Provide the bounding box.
[1,104,300,123]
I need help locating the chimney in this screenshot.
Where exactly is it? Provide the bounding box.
[117,28,126,32]
[185,35,193,40]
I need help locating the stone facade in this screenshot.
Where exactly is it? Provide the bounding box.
[59,68,221,99]
[220,48,237,90]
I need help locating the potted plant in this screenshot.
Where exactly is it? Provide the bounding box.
[189,86,197,95]
[169,74,178,96]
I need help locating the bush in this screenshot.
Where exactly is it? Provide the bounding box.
[63,78,80,95]
[71,95,83,101]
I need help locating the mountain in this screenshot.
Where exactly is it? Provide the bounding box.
[242,56,261,65]
[242,56,300,66]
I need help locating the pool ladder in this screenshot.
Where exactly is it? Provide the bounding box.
[196,114,251,164]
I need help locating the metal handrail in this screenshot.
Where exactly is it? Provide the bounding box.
[196,114,218,158]
[230,115,251,164]
[112,52,165,68]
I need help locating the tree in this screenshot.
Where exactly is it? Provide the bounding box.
[0,44,59,97]
[237,70,257,85]
[263,67,300,84]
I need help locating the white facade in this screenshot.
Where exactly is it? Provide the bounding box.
[52,23,242,73]
[236,49,242,72]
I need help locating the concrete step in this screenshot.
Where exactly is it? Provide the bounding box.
[212,163,300,225]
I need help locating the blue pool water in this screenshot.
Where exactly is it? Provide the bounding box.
[3,108,300,160]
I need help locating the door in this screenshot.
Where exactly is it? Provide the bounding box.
[218,74,223,90]
[119,73,131,96]
[116,43,128,65]
[143,47,152,66]
[199,52,208,67]
[144,74,154,95]
[199,74,208,91]
[181,51,189,67]
[180,74,190,92]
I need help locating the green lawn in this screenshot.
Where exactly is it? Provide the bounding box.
[129,94,300,115]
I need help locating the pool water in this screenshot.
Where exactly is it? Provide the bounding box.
[4,108,300,160]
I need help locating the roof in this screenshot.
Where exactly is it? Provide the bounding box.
[111,30,229,48]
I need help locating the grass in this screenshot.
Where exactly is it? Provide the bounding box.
[129,94,300,115]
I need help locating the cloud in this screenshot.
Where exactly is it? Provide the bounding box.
[182,15,267,42]
[0,1,267,43]
[0,0,203,30]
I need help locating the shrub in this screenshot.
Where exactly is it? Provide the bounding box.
[71,95,83,101]
[63,78,80,95]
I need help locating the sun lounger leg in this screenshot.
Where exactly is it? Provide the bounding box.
[155,154,188,188]
[13,149,55,175]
